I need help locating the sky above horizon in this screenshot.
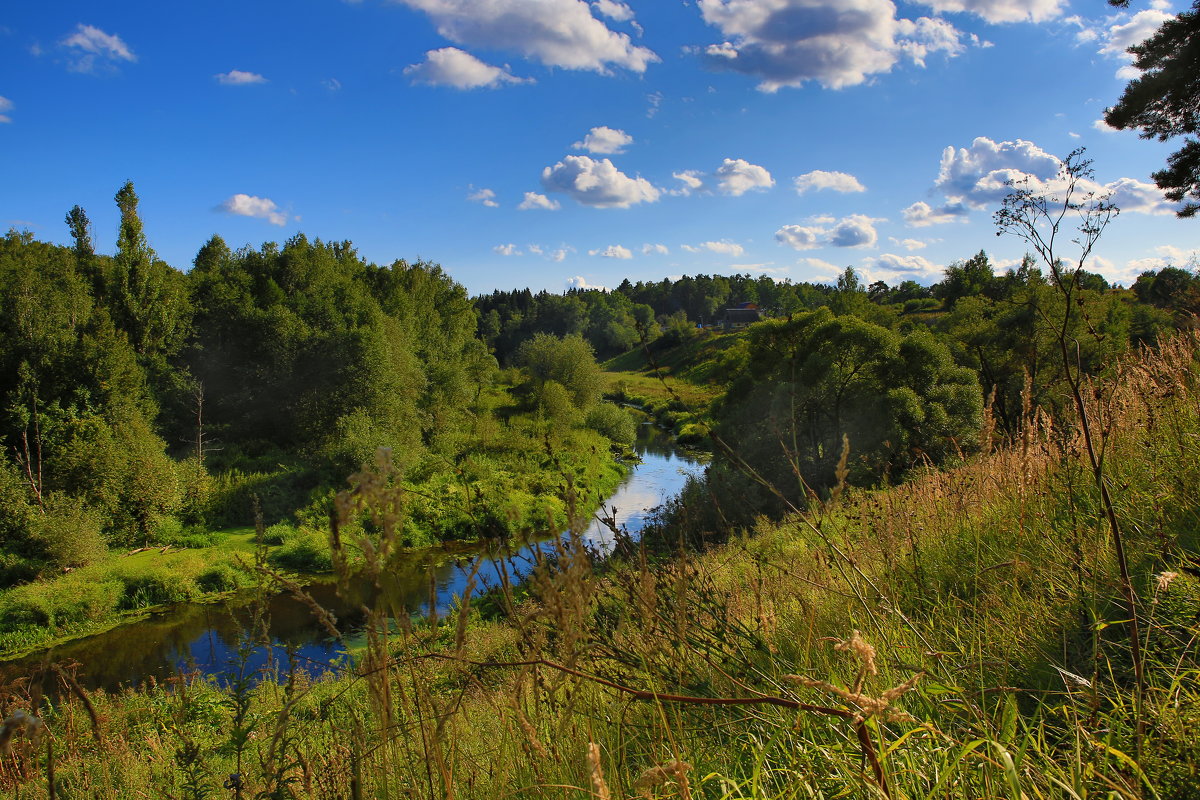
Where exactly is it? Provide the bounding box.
[2,0,1197,295]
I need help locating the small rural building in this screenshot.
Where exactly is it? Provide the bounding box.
[722,304,763,331]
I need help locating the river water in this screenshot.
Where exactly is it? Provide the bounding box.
[1,425,703,693]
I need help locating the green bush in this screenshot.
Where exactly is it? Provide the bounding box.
[31,493,107,568]
[115,566,198,610]
[196,563,246,593]
[585,402,637,445]
[261,522,296,546]
[267,528,332,572]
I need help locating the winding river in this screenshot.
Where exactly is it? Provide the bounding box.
[1,425,703,693]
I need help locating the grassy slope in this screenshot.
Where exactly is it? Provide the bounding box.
[603,330,741,440]
[8,335,1200,799]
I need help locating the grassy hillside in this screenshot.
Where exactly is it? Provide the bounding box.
[5,334,1198,798]
[603,330,744,443]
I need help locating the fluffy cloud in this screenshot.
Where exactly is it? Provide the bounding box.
[1105,177,1180,216]
[60,24,136,73]
[671,170,706,196]
[404,47,530,88]
[793,170,866,194]
[518,191,561,210]
[215,70,267,85]
[935,136,1060,208]
[467,187,499,207]
[0,96,12,124]
[219,194,289,226]
[1097,7,1172,78]
[682,240,746,257]
[775,214,879,250]
[902,200,969,227]
[912,0,1066,24]
[775,225,823,250]
[696,0,966,91]
[493,243,522,255]
[541,155,660,208]
[567,275,609,290]
[716,158,774,195]
[589,244,633,259]
[396,0,658,73]
[889,237,929,251]
[796,257,844,278]
[592,0,634,22]
[860,252,943,281]
[923,136,1184,217]
[642,243,669,255]
[573,126,633,154]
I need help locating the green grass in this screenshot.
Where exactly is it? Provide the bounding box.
[8,335,1200,800]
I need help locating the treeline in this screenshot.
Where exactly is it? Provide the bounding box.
[0,185,632,590]
[630,254,1196,534]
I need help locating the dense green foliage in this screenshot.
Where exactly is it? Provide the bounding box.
[0,188,635,609]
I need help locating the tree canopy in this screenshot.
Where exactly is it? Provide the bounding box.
[1105,0,1200,217]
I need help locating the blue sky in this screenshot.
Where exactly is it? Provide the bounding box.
[2,0,1196,294]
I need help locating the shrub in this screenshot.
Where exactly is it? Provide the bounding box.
[267,528,332,572]
[31,493,107,568]
[196,563,245,593]
[261,522,296,546]
[115,565,198,610]
[585,402,637,445]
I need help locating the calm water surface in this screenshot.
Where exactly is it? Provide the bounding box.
[1,425,703,693]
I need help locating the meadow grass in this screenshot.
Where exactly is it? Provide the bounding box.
[3,335,1199,798]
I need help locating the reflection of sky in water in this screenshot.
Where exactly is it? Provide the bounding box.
[0,428,703,693]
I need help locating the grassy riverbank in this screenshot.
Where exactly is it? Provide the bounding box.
[0,416,631,659]
[5,336,1197,798]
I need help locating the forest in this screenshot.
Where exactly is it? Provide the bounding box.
[1,166,1199,798]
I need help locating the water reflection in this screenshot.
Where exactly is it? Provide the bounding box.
[0,424,703,693]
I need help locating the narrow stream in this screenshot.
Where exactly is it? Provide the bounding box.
[0,425,703,693]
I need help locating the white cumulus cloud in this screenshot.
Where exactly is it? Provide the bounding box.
[541,155,660,208]
[671,170,707,196]
[716,158,774,195]
[936,136,1061,208]
[682,240,746,257]
[0,96,12,124]
[60,24,136,73]
[793,170,866,194]
[696,0,966,91]
[215,69,268,85]
[219,194,289,226]
[919,136,1185,218]
[642,243,670,255]
[860,252,943,282]
[592,0,634,22]
[1104,177,1180,216]
[776,214,880,250]
[567,275,609,290]
[467,187,499,207]
[494,243,522,255]
[573,126,633,154]
[902,200,970,227]
[589,244,633,259]
[518,191,561,210]
[404,47,530,88]
[911,0,1066,24]
[889,237,930,251]
[396,0,658,74]
[1097,7,1172,78]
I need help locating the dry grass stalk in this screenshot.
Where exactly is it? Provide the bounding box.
[587,741,611,800]
[634,759,692,800]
